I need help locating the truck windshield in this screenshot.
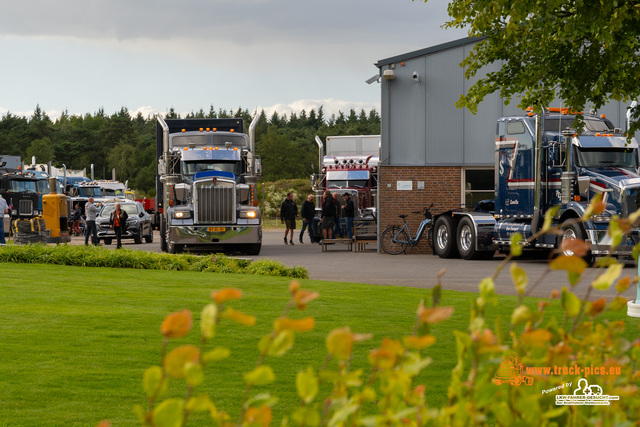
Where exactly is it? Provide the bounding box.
[544,117,614,133]
[574,147,638,169]
[36,180,49,194]
[9,180,37,193]
[328,179,369,188]
[79,187,102,197]
[102,188,125,197]
[183,162,241,178]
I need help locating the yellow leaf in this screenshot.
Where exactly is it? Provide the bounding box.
[153,398,184,427]
[221,307,256,326]
[326,327,354,361]
[543,206,559,232]
[244,365,275,386]
[368,347,397,370]
[510,263,528,295]
[402,335,436,350]
[520,329,551,348]
[211,288,242,304]
[510,233,523,257]
[161,310,192,339]
[143,366,167,399]
[609,296,628,311]
[185,394,213,413]
[200,303,217,339]
[511,305,532,326]
[293,289,319,309]
[289,280,300,295]
[202,347,230,363]
[164,345,199,379]
[259,330,294,357]
[550,255,587,274]
[274,317,315,332]
[561,287,581,317]
[592,263,623,290]
[296,367,318,404]
[185,362,204,387]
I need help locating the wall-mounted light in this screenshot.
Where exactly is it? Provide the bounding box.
[383,69,395,80]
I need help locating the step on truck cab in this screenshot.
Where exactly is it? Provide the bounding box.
[156,116,262,255]
[433,108,640,261]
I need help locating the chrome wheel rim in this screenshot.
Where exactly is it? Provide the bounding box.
[459,225,472,252]
[436,225,448,250]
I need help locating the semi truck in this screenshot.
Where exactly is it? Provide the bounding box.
[156,116,262,255]
[312,135,380,220]
[432,108,640,262]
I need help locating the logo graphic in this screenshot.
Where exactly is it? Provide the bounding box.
[555,379,620,405]
[493,352,534,386]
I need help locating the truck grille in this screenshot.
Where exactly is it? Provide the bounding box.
[19,199,33,216]
[194,179,236,224]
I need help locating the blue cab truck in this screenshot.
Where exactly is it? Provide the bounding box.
[156,116,262,255]
[433,108,640,263]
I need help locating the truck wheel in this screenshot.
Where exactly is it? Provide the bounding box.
[434,216,459,258]
[160,217,167,252]
[560,219,593,264]
[244,243,261,255]
[457,217,492,260]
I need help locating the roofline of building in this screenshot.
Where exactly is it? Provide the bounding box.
[375,36,484,68]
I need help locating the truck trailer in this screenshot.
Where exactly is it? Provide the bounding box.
[156,116,262,255]
[433,108,640,262]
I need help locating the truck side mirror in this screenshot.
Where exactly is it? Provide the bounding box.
[577,176,590,199]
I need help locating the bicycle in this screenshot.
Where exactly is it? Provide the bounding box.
[380,204,434,255]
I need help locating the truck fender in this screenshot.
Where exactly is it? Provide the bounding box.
[455,212,497,252]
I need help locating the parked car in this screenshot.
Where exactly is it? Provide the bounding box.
[96,201,153,245]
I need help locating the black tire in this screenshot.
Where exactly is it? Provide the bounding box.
[381,226,409,255]
[103,238,112,245]
[434,216,459,258]
[145,229,153,243]
[244,243,262,255]
[560,219,593,264]
[457,217,492,260]
[160,216,167,252]
[134,231,142,244]
[168,242,183,254]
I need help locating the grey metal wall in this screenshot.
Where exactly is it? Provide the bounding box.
[379,39,638,168]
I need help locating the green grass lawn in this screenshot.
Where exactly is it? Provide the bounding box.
[0,262,637,426]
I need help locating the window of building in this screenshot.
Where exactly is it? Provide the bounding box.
[463,168,494,209]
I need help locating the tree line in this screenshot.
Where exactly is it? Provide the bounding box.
[0,105,381,197]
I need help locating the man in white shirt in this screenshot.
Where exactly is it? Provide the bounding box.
[84,197,102,246]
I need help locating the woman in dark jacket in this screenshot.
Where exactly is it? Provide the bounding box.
[109,202,128,249]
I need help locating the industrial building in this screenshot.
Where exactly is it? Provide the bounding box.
[374,37,637,253]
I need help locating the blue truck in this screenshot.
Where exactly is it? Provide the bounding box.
[433,108,639,262]
[156,116,262,255]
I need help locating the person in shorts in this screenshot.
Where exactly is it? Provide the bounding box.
[280,192,298,245]
[321,189,335,241]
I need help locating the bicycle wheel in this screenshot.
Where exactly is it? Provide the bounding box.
[381,226,409,255]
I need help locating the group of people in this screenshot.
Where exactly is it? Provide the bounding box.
[80,197,129,249]
[280,190,355,245]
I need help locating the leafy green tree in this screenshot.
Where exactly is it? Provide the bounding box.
[26,137,55,164]
[444,0,640,124]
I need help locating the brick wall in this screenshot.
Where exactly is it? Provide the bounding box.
[379,166,461,254]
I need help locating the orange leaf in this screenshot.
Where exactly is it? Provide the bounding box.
[161,309,193,339]
[549,255,587,274]
[244,406,272,427]
[211,288,243,304]
[368,347,397,370]
[616,276,631,293]
[380,337,404,355]
[96,421,111,427]
[293,290,319,309]
[586,297,606,318]
[289,280,300,295]
[549,289,561,299]
[274,317,315,332]
[520,329,552,348]
[418,306,454,324]
[326,327,354,361]
[221,307,256,326]
[403,335,436,350]
[164,345,200,378]
[560,238,590,257]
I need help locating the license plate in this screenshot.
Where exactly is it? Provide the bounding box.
[207,227,225,232]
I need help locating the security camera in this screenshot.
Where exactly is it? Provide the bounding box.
[412,71,419,82]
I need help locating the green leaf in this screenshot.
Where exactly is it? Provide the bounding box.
[244,365,275,386]
[479,277,499,307]
[258,330,295,357]
[200,303,217,339]
[296,367,319,404]
[185,394,212,413]
[510,262,528,295]
[202,347,230,363]
[511,305,532,326]
[542,206,559,232]
[185,362,204,388]
[153,398,184,427]
[592,263,623,290]
[510,233,523,257]
[143,366,167,399]
[561,287,581,317]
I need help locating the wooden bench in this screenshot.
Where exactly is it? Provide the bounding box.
[353,221,377,252]
[321,238,353,252]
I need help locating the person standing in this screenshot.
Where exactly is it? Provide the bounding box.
[299,194,316,244]
[280,192,298,245]
[342,192,355,240]
[84,197,102,246]
[0,194,9,245]
[109,202,129,249]
[72,204,82,235]
[333,192,344,238]
[321,190,335,241]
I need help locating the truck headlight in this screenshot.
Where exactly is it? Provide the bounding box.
[239,210,258,219]
[173,210,191,219]
[11,210,17,216]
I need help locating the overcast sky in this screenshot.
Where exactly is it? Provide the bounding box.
[0,0,467,121]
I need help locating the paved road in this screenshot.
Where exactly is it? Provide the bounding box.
[68,229,639,301]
